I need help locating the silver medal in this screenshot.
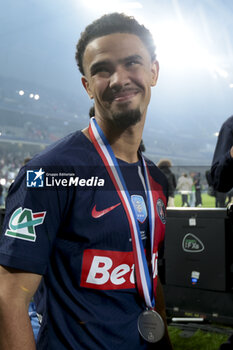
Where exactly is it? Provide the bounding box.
[137,309,165,343]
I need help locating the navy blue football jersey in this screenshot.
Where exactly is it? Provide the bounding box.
[0,131,168,349]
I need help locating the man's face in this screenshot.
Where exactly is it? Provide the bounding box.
[82,33,159,128]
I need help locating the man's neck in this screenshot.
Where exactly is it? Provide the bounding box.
[107,129,141,163]
[82,116,145,163]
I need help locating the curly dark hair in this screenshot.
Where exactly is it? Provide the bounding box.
[75,12,156,75]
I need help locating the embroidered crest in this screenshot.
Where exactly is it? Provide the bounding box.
[156,199,166,224]
[131,195,147,223]
[5,207,46,242]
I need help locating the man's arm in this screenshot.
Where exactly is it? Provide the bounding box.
[210,119,233,192]
[156,276,174,349]
[0,265,42,350]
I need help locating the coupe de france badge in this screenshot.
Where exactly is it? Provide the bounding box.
[131,195,147,223]
[156,198,166,224]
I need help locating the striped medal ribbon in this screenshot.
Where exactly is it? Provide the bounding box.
[88,117,156,309]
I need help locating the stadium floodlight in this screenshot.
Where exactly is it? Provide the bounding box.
[34,94,40,100]
[151,19,228,79]
[230,83,233,88]
[18,90,25,96]
[29,93,34,98]
[0,178,6,186]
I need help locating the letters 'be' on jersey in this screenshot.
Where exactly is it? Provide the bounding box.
[0,131,168,350]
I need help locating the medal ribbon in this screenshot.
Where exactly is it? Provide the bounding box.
[89,117,156,308]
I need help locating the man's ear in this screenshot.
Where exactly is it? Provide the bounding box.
[81,76,94,99]
[151,60,159,87]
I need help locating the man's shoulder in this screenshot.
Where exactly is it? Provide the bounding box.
[144,155,161,173]
[222,115,233,130]
[28,130,94,166]
[144,156,168,188]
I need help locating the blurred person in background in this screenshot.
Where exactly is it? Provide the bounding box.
[194,172,202,207]
[226,188,233,205]
[208,115,232,207]
[215,191,227,208]
[208,115,233,348]
[176,173,193,207]
[206,169,226,208]
[0,181,4,207]
[189,172,196,207]
[209,115,233,192]
[157,159,176,207]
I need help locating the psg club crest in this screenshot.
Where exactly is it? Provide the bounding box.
[131,195,147,223]
[156,199,166,224]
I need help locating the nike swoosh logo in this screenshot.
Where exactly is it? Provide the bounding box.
[92,202,121,219]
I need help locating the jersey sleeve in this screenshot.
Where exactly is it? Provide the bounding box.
[0,165,68,275]
[210,118,233,192]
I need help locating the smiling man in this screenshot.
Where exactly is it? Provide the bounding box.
[0,13,173,349]
[81,33,156,132]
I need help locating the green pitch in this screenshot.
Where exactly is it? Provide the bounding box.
[174,193,216,208]
[168,326,229,350]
